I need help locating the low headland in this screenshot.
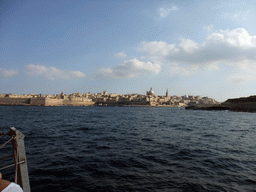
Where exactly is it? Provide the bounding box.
[185,95,256,112]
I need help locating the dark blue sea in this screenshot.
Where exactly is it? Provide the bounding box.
[0,106,256,192]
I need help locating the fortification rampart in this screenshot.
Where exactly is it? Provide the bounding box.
[63,100,94,106]
[45,98,63,106]
[0,97,65,106]
[0,98,30,105]
[30,98,64,106]
[95,101,151,106]
[30,98,46,106]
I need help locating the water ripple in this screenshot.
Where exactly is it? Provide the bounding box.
[0,106,256,191]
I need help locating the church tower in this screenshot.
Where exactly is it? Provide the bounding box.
[166,89,169,97]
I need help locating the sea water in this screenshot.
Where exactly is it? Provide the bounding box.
[0,106,256,191]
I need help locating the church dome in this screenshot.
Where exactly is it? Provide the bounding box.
[147,87,155,96]
[149,88,154,94]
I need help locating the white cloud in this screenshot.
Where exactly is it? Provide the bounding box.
[179,39,198,53]
[139,41,179,56]
[226,60,256,83]
[138,28,256,76]
[115,52,127,58]
[222,11,250,21]
[159,6,178,18]
[0,68,18,77]
[205,28,256,47]
[233,14,238,18]
[205,63,220,71]
[69,71,87,78]
[99,59,161,78]
[204,25,214,32]
[25,64,86,80]
[169,63,200,76]
[227,75,254,84]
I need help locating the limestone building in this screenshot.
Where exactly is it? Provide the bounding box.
[146,87,155,96]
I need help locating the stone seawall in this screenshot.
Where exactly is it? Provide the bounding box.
[0,98,30,105]
[95,101,151,106]
[63,100,94,106]
[30,98,64,106]
[0,97,93,106]
[0,97,64,106]
[30,98,46,106]
[45,98,63,106]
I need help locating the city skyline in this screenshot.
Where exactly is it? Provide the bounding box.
[1,87,217,107]
[0,88,208,97]
[1,0,256,102]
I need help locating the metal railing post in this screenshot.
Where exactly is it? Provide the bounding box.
[9,127,30,192]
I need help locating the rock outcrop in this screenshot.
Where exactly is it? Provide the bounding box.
[185,95,256,112]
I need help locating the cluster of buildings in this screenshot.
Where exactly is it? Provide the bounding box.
[0,88,218,107]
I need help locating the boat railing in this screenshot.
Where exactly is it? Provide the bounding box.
[0,127,30,192]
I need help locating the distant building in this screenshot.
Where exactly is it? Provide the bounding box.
[146,87,155,96]
[61,92,64,99]
[0,89,217,107]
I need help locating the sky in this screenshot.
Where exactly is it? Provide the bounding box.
[1,0,256,102]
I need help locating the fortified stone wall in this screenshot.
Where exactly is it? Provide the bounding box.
[30,98,64,106]
[63,100,94,106]
[0,98,30,105]
[30,97,46,106]
[95,101,151,106]
[0,97,92,106]
[45,98,63,106]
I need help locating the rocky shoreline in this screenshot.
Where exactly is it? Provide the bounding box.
[185,95,256,112]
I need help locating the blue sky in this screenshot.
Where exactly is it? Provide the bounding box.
[1,0,256,101]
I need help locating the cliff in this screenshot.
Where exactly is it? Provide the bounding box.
[185,95,256,112]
